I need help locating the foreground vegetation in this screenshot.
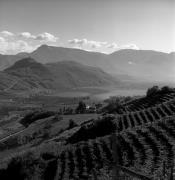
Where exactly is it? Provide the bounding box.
[0,86,175,179]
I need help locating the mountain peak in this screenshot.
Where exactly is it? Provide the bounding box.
[38,44,49,49]
[36,44,56,52]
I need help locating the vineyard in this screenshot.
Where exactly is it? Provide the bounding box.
[123,91,175,113]
[44,117,175,180]
[53,89,175,179]
[116,99,175,132]
[0,87,175,179]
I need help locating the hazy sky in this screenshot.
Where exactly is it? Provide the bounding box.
[0,0,174,54]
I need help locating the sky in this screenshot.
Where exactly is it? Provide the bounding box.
[0,0,174,54]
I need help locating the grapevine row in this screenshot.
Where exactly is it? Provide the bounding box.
[51,119,175,179]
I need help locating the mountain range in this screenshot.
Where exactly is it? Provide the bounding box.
[0,45,174,83]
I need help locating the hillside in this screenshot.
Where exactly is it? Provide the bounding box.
[0,88,175,179]
[46,61,118,88]
[0,57,118,91]
[0,53,29,71]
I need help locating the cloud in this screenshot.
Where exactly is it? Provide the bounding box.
[0,37,8,54]
[68,38,87,45]
[18,32,58,42]
[0,31,60,54]
[68,39,139,52]
[100,42,108,45]
[88,40,105,48]
[0,38,36,54]
[0,30,140,54]
[68,38,107,48]
[68,38,87,47]
[1,31,59,43]
[121,44,139,50]
[106,43,118,49]
[0,37,5,42]
[35,32,58,42]
[14,40,35,52]
[68,39,78,44]
[0,31,14,37]
[18,32,36,39]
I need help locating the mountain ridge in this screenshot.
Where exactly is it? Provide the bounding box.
[0,45,174,83]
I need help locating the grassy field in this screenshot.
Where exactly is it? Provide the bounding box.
[0,112,99,161]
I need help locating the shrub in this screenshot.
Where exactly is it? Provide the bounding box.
[68,115,115,143]
[146,86,160,97]
[20,110,56,127]
[161,86,173,93]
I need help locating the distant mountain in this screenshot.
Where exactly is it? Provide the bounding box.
[0,45,174,83]
[108,49,175,82]
[31,46,175,82]
[0,57,118,92]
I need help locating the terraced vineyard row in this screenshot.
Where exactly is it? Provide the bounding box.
[122,91,175,113]
[117,100,175,132]
[50,118,175,180]
[66,100,175,144]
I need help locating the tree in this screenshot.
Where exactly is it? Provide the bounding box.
[67,119,77,129]
[161,86,172,93]
[103,97,124,114]
[146,86,160,97]
[76,101,86,114]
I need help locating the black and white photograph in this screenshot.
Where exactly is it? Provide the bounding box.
[0,0,174,179]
